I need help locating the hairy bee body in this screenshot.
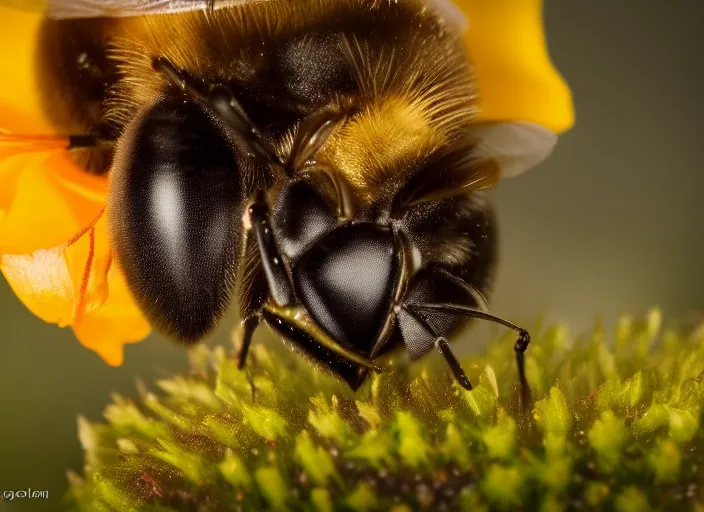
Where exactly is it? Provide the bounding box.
[38,0,476,169]
[33,0,510,390]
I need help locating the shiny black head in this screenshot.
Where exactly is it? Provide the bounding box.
[294,223,397,355]
[273,179,398,355]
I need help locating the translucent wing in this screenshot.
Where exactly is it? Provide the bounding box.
[429,0,469,33]
[391,122,556,211]
[46,0,259,19]
[472,122,558,179]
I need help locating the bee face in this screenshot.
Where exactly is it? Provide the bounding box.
[294,222,397,354]
[250,157,499,389]
[273,179,399,355]
[257,169,499,389]
[17,0,557,393]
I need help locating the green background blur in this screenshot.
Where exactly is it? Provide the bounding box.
[1,1,703,510]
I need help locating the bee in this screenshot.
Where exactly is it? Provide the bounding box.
[18,0,561,395]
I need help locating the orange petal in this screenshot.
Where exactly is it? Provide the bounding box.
[73,260,151,367]
[455,0,575,134]
[0,4,151,364]
[1,210,151,365]
[0,150,107,254]
[0,210,103,325]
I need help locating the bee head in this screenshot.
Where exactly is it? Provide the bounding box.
[253,129,500,367]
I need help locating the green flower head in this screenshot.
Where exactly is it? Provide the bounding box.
[67,310,704,511]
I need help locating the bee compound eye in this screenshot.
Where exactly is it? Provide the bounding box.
[272,179,337,260]
[292,223,398,355]
[108,97,245,342]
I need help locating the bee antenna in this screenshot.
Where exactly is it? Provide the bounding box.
[152,57,190,93]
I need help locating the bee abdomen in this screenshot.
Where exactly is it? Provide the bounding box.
[36,17,118,136]
[108,98,245,342]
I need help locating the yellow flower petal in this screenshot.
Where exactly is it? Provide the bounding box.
[1,211,105,325]
[0,5,52,132]
[456,0,575,133]
[0,5,150,364]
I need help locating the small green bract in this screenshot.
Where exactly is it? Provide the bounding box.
[66,310,704,511]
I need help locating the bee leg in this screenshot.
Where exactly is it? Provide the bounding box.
[287,109,346,172]
[261,308,370,391]
[513,329,532,413]
[435,336,473,390]
[247,190,296,307]
[235,190,294,371]
[67,134,99,149]
[235,226,269,370]
[237,316,260,401]
[407,303,532,410]
[401,306,473,390]
[236,316,260,370]
[151,56,277,164]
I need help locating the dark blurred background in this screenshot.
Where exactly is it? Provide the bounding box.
[1,1,703,510]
